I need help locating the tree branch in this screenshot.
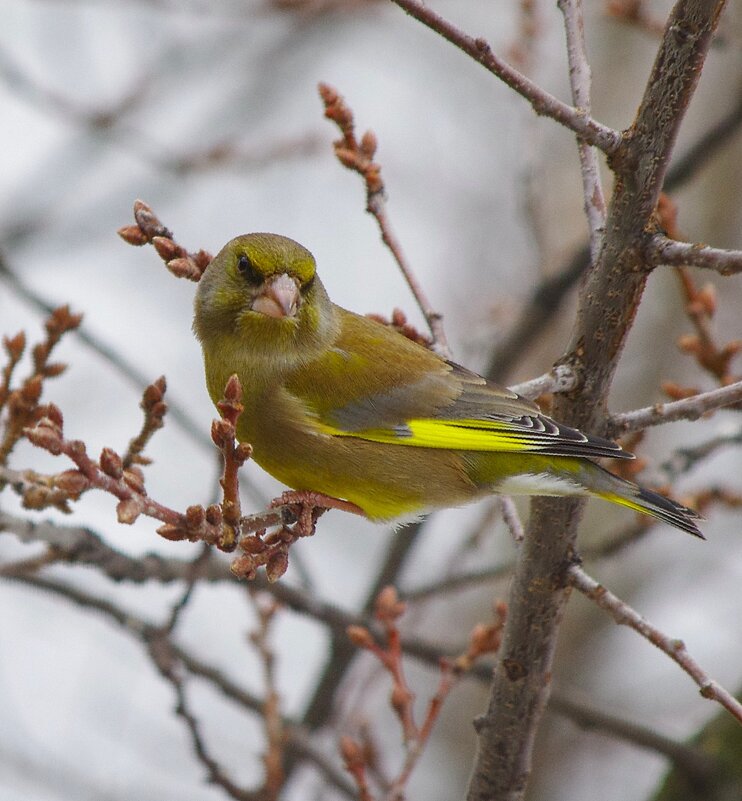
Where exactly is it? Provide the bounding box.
[549,693,716,784]
[4,571,356,798]
[610,378,742,435]
[508,363,578,399]
[568,565,742,724]
[485,83,742,385]
[558,0,607,261]
[319,83,450,356]
[646,235,742,274]
[466,2,728,799]
[389,0,621,154]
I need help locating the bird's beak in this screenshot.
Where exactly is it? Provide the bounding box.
[252,273,300,319]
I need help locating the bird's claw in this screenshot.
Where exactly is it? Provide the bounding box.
[271,490,364,536]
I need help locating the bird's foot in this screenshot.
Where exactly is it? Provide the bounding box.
[271,490,365,536]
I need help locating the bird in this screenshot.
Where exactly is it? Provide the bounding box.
[192,233,703,538]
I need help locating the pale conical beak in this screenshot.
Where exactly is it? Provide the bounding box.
[252,273,300,319]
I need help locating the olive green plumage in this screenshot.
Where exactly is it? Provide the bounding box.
[193,233,703,537]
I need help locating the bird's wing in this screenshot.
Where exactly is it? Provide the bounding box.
[288,312,629,460]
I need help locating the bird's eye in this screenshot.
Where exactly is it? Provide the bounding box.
[237,254,263,285]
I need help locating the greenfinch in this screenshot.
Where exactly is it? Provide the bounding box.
[193,233,702,538]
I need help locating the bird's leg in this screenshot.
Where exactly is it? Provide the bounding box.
[271,490,365,535]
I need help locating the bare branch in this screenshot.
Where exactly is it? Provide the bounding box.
[0,547,63,577]
[485,85,742,385]
[248,595,286,799]
[150,638,264,801]
[665,259,742,387]
[660,426,742,479]
[297,517,427,753]
[647,235,742,274]
[499,497,526,544]
[549,693,716,783]
[401,562,513,603]
[4,571,356,798]
[610,379,742,435]
[0,510,456,671]
[345,588,505,800]
[122,376,168,469]
[0,305,81,467]
[18,374,349,579]
[467,2,729,798]
[389,0,621,153]
[568,565,742,724]
[509,364,579,400]
[558,0,607,261]
[0,508,227,581]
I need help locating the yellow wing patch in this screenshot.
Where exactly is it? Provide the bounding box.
[323,417,567,453]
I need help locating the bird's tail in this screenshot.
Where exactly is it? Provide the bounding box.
[583,462,704,538]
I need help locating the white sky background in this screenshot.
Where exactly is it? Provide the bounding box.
[1,1,742,800]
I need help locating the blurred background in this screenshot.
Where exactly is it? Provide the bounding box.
[1,1,741,799]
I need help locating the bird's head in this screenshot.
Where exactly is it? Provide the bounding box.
[194,233,337,364]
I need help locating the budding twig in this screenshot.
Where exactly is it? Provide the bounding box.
[0,306,82,466]
[122,376,168,469]
[318,83,451,358]
[343,587,506,799]
[118,199,212,281]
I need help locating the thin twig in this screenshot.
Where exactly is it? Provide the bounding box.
[0,547,64,577]
[610,379,742,435]
[558,0,607,262]
[19,377,333,577]
[248,594,286,800]
[0,507,230,582]
[401,562,514,603]
[122,376,168,470]
[0,331,25,414]
[297,517,427,743]
[646,235,742,275]
[499,496,526,544]
[485,72,742,389]
[318,83,450,356]
[161,544,212,633]
[4,571,356,798]
[670,259,740,386]
[389,0,621,154]
[508,363,579,399]
[149,638,262,801]
[0,249,213,454]
[0,509,456,668]
[660,426,742,480]
[549,693,716,783]
[487,83,742,384]
[346,589,506,801]
[568,565,742,724]
[0,305,81,466]
[118,199,212,281]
